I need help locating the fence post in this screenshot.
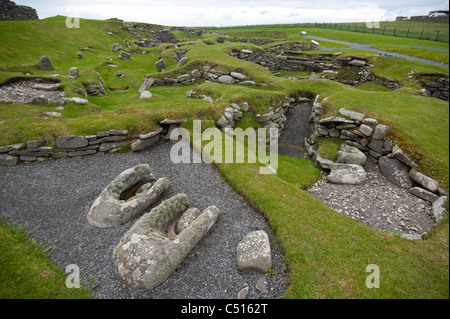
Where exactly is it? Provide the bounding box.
[420,27,424,39]
[363,24,366,33]
[406,27,410,38]
[393,27,396,36]
[383,26,386,35]
[436,30,439,41]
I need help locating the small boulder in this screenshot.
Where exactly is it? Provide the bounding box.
[155,59,166,72]
[432,196,448,223]
[327,164,367,185]
[177,56,188,67]
[38,55,53,70]
[69,67,79,79]
[218,75,235,85]
[112,43,122,52]
[236,230,272,273]
[139,90,152,99]
[409,169,440,193]
[336,144,367,165]
[119,51,131,60]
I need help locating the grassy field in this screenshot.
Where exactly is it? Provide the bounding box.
[0,17,448,299]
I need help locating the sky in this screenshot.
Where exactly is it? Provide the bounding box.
[15,0,450,27]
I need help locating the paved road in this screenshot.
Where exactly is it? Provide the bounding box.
[307,35,449,68]
[0,140,287,299]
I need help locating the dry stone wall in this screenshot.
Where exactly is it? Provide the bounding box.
[0,0,38,20]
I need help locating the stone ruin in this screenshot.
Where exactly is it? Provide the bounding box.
[87,164,169,228]
[113,193,220,291]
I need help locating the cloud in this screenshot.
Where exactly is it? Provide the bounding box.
[15,0,450,26]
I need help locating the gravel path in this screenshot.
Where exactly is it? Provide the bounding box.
[306,35,449,68]
[0,140,287,299]
[307,160,437,239]
[278,102,311,158]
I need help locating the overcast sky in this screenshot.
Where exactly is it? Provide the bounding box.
[15,0,450,26]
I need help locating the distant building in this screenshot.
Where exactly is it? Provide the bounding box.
[395,16,409,21]
[410,10,449,23]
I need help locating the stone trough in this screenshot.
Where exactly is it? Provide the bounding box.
[113,193,220,291]
[87,164,168,228]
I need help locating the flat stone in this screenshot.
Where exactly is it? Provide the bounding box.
[358,124,373,137]
[130,134,160,151]
[236,230,272,273]
[0,143,25,153]
[368,139,384,154]
[392,144,417,168]
[65,97,88,104]
[327,164,367,185]
[0,154,19,166]
[87,164,169,228]
[33,83,60,91]
[432,196,447,223]
[338,108,365,121]
[237,286,250,299]
[26,140,45,148]
[56,135,88,149]
[409,187,439,203]
[255,275,269,294]
[409,169,440,194]
[362,118,378,126]
[138,127,163,140]
[155,59,167,72]
[239,81,256,86]
[176,74,191,82]
[372,124,390,140]
[31,95,48,104]
[378,156,414,188]
[177,56,188,67]
[138,78,154,93]
[113,193,219,291]
[89,135,127,145]
[348,59,366,67]
[109,129,128,136]
[230,72,247,80]
[99,142,128,152]
[319,117,355,125]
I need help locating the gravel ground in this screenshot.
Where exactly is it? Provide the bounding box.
[0,140,288,299]
[0,78,63,103]
[307,160,437,239]
[277,102,312,158]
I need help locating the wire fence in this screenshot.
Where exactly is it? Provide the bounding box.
[312,22,449,43]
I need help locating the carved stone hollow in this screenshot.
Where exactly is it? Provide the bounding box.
[113,193,219,291]
[87,164,168,228]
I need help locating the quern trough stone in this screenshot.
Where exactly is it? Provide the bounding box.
[87,164,168,228]
[113,193,219,291]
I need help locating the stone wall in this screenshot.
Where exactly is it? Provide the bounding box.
[0,0,38,20]
[304,97,447,220]
[0,125,168,166]
[420,78,449,101]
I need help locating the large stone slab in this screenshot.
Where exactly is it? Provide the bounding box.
[409,169,440,194]
[113,193,219,291]
[87,164,168,228]
[378,156,414,188]
[236,230,272,273]
[218,75,235,84]
[338,108,365,122]
[130,134,160,152]
[155,59,167,72]
[326,164,367,185]
[432,196,447,223]
[409,187,439,203]
[56,135,88,149]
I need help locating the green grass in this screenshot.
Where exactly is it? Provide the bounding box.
[0,218,93,299]
[372,45,449,64]
[0,16,449,299]
[315,138,345,161]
